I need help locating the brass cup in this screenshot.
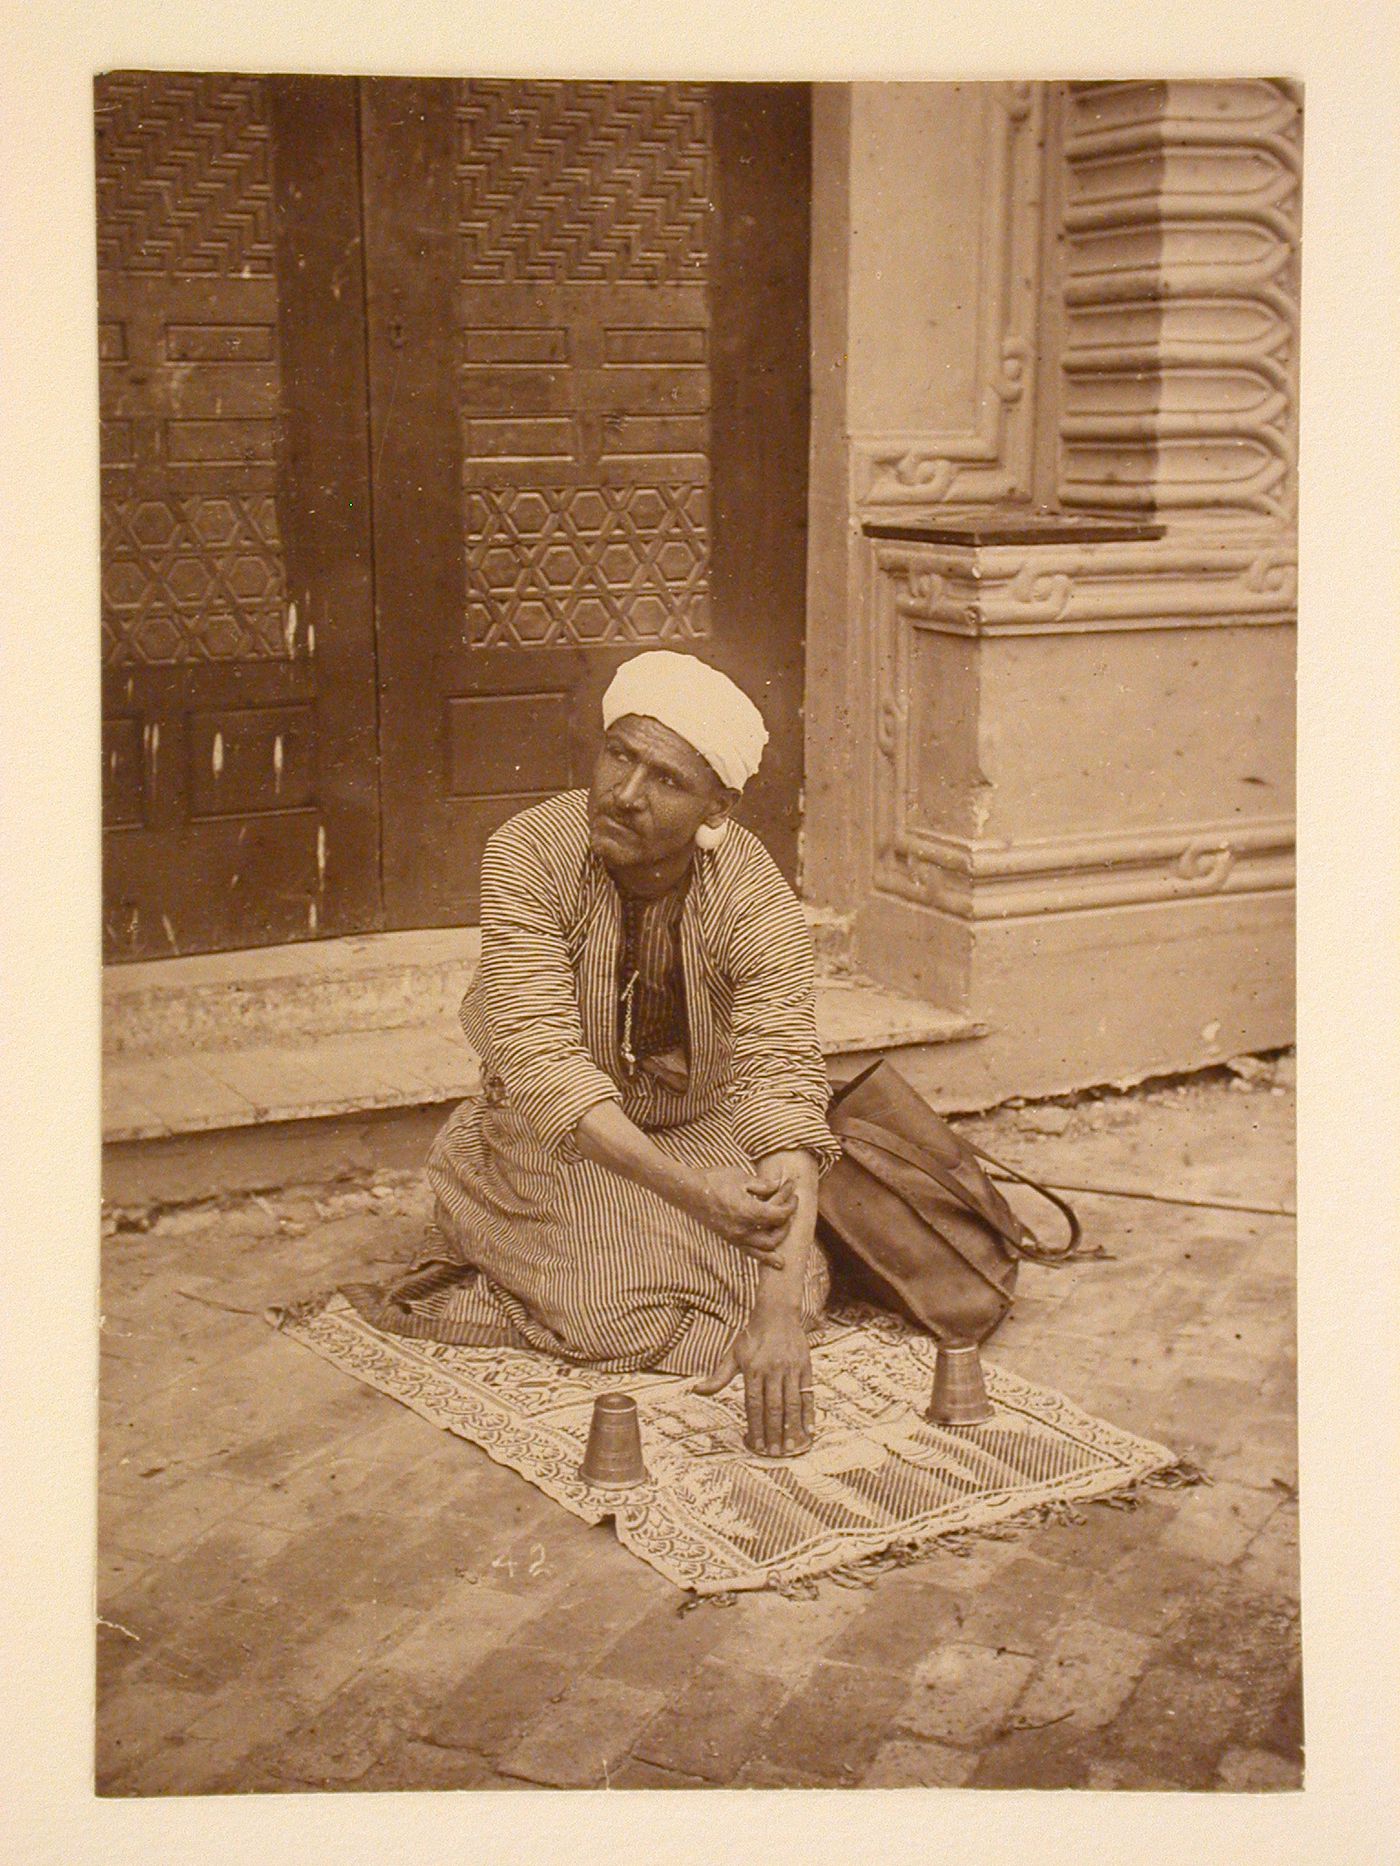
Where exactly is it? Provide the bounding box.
[926,1342,994,1427]
[579,1392,650,1489]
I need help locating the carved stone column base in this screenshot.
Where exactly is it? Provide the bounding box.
[852,516,1295,1082]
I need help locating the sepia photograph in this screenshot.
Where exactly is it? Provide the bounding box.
[86,66,1312,1802]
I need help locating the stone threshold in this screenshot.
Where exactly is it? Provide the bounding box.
[103,929,983,1145]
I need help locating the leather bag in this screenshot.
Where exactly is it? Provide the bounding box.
[817,1058,1084,1345]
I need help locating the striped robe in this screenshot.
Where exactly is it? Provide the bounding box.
[346,790,838,1376]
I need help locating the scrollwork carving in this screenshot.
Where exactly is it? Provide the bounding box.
[874,537,1297,639]
[875,454,957,500]
[1004,564,1073,621]
[1175,839,1234,890]
[854,85,1041,509]
[1242,551,1297,600]
[996,339,1027,404]
[896,568,947,615]
[874,814,1289,916]
[1005,82,1034,122]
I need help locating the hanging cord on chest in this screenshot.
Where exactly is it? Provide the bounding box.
[619,967,641,1074]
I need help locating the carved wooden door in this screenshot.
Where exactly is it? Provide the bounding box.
[99,76,811,956]
[97,74,379,959]
[361,79,811,926]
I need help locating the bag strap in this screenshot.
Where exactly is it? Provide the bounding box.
[838,1117,1020,1244]
[963,1141,1084,1264]
[837,1116,1084,1267]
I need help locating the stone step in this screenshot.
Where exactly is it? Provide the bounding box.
[104,928,483,1054]
[105,916,863,1054]
[102,930,982,1144]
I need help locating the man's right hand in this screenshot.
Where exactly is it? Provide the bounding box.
[573,1104,797,1267]
[691,1166,797,1265]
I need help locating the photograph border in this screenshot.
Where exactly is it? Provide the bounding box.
[3,1,1398,1861]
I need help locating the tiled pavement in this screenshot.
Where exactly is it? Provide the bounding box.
[97,1064,1301,1796]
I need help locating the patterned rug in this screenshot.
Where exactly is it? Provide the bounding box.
[271,1296,1177,1595]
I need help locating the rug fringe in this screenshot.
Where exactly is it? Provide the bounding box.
[1140,1456,1212,1490]
[1088,1484,1143,1512]
[771,1455,1210,1595]
[264,1290,336,1330]
[677,1590,739,1614]
[768,1575,822,1601]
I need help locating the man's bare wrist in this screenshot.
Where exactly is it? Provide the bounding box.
[751,1271,805,1318]
[665,1160,709,1221]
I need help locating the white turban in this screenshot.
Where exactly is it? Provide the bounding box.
[601,651,768,793]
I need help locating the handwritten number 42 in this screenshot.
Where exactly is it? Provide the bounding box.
[490,1543,548,1580]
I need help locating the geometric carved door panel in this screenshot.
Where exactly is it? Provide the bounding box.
[363,79,811,928]
[456,79,714,652]
[97,73,379,959]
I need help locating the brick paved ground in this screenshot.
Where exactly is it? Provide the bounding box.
[96,1062,1300,1796]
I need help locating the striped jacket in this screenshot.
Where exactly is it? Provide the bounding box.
[460,789,838,1170]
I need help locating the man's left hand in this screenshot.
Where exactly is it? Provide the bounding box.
[694,1310,815,1456]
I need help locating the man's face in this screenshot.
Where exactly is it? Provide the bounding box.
[588,713,729,870]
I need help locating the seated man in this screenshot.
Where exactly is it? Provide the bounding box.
[348,651,838,1457]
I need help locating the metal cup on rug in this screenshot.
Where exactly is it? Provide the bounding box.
[926,1343,994,1427]
[579,1393,650,1489]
